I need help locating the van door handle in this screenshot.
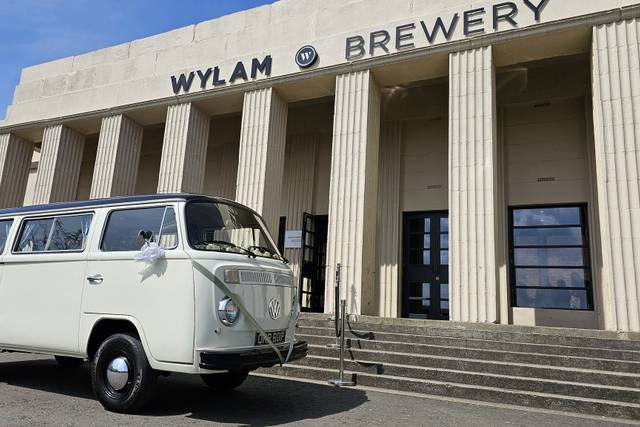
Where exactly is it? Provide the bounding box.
[87,274,104,285]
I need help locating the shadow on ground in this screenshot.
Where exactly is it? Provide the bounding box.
[0,357,369,426]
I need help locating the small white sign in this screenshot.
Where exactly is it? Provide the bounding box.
[284,230,303,249]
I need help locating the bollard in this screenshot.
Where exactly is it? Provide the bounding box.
[328,299,355,387]
[326,263,341,349]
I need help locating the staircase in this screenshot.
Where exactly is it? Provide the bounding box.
[260,313,640,420]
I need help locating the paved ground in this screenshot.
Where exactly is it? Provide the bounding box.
[0,353,636,427]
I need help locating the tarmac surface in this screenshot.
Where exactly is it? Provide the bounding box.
[0,353,636,426]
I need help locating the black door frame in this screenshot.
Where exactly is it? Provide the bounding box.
[401,210,449,320]
[299,213,328,313]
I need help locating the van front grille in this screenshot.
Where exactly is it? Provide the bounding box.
[240,271,273,284]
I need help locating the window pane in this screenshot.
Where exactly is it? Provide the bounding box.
[440,250,449,265]
[158,208,178,249]
[409,250,430,265]
[410,233,430,249]
[409,283,430,298]
[441,300,450,310]
[101,207,166,251]
[410,218,430,233]
[440,284,449,299]
[440,233,449,249]
[48,215,92,251]
[440,218,449,233]
[514,248,584,267]
[16,218,53,252]
[514,227,582,247]
[515,268,587,288]
[516,289,589,310]
[513,207,581,227]
[0,220,13,253]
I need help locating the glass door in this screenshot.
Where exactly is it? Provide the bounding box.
[402,212,449,320]
[299,213,328,313]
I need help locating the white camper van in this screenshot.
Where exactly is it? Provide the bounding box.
[0,194,307,413]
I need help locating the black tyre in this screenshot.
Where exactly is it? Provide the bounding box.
[91,333,157,413]
[55,356,85,368]
[201,370,249,391]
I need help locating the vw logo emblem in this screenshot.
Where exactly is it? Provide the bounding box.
[295,45,319,69]
[268,298,282,320]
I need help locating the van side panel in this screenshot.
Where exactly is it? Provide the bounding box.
[0,252,87,353]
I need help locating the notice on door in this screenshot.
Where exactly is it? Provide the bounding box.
[284,230,303,249]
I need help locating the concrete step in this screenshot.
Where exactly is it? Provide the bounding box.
[298,326,640,362]
[294,355,640,404]
[261,364,640,420]
[302,334,640,373]
[298,317,640,352]
[308,344,640,388]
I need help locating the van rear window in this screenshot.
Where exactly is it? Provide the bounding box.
[15,214,92,253]
[101,206,178,252]
[0,219,13,253]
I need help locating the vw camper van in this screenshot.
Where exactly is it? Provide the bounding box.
[0,194,307,413]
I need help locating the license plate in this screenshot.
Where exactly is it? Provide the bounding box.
[255,330,286,346]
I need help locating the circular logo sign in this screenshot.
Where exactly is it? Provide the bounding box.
[268,298,282,320]
[295,45,319,69]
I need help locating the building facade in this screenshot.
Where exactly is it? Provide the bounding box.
[1,0,640,332]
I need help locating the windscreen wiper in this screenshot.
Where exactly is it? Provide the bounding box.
[247,245,285,262]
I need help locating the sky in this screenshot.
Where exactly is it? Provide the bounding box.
[0,0,278,119]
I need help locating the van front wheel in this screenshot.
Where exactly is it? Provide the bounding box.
[91,333,157,413]
[201,370,249,391]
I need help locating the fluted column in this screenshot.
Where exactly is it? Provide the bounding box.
[449,46,499,323]
[377,122,402,318]
[157,103,210,194]
[325,70,381,316]
[592,19,640,332]
[283,134,318,284]
[33,125,85,204]
[0,133,34,208]
[235,88,288,233]
[90,114,143,199]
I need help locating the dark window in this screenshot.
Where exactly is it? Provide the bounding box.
[509,205,593,310]
[15,214,92,253]
[101,206,177,252]
[0,220,13,253]
[278,216,286,254]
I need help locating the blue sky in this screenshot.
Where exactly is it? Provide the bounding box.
[0,0,277,119]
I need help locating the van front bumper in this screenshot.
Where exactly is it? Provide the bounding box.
[199,341,308,371]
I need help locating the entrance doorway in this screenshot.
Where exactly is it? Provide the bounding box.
[402,212,449,320]
[299,213,328,313]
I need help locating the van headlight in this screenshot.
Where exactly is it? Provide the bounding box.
[218,298,240,326]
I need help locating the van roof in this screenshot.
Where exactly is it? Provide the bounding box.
[0,194,241,217]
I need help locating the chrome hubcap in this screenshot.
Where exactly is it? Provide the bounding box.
[106,357,130,391]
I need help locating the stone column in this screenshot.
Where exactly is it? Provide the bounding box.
[33,125,85,204]
[592,19,640,332]
[325,70,381,316]
[377,121,402,318]
[0,133,34,208]
[90,114,143,199]
[449,46,499,323]
[235,88,288,234]
[157,103,210,194]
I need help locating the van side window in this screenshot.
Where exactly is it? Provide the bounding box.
[101,206,178,252]
[16,214,92,253]
[0,219,14,253]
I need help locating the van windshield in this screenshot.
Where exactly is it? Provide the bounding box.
[185,201,282,260]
